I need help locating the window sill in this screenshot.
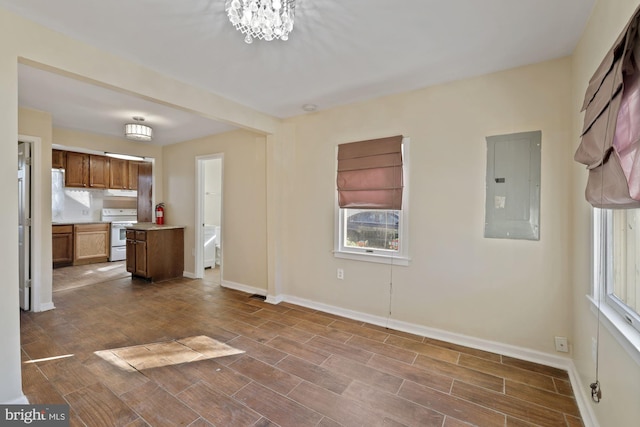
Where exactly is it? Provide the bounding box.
[333,250,410,266]
[587,295,640,367]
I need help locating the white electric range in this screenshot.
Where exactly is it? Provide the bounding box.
[101,208,137,261]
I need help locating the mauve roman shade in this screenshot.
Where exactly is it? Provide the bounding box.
[337,135,403,210]
[574,3,640,208]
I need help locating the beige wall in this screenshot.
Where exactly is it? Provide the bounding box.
[163,130,268,288]
[571,0,640,425]
[0,6,276,403]
[283,57,573,353]
[0,37,22,403]
[3,3,639,424]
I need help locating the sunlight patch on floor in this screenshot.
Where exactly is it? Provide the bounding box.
[23,354,75,364]
[94,335,244,371]
[97,264,125,272]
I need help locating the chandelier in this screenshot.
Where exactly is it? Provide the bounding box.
[225,0,295,44]
[124,117,153,142]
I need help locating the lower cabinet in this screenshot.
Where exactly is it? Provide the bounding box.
[74,223,110,265]
[52,225,74,267]
[126,227,184,282]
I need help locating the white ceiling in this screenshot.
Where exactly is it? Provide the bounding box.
[1,0,596,146]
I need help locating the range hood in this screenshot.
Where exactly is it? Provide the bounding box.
[104,189,137,198]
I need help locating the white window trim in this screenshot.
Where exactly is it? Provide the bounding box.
[591,208,640,366]
[333,137,410,266]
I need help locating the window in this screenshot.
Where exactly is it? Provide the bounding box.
[593,208,640,361]
[335,138,409,265]
[595,208,640,334]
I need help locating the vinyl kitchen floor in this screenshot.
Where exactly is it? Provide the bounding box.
[22,274,584,426]
[52,261,129,292]
[53,263,222,293]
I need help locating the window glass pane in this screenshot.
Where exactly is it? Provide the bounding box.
[610,209,640,319]
[344,208,399,252]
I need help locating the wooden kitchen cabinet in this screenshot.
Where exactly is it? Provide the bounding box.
[74,223,110,265]
[126,230,148,277]
[64,152,111,189]
[52,225,74,267]
[52,149,66,169]
[65,151,89,187]
[109,158,128,189]
[89,155,109,188]
[127,161,139,190]
[126,227,184,282]
[57,149,147,193]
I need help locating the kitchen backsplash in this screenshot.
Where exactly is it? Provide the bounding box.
[52,170,136,222]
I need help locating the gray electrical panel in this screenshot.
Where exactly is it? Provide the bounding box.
[484,130,541,240]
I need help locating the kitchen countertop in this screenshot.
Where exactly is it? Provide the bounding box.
[125,223,185,231]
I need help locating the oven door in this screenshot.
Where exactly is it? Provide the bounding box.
[110,245,127,262]
[110,224,128,247]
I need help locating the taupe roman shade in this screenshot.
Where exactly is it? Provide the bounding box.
[337,135,403,210]
[574,4,640,208]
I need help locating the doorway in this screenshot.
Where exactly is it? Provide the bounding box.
[195,154,223,281]
[18,141,32,311]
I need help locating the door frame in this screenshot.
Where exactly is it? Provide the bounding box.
[195,153,224,279]
[18,134,49,312]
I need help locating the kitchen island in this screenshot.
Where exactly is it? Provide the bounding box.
[125,223,184,282]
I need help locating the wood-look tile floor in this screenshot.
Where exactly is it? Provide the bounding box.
[52,261,130,292]
[21,275,584,427]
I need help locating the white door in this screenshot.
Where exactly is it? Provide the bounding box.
[195,154,223,279]
[18,141,31,311]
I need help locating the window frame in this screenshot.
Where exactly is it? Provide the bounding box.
[592,208,640,364]
[334,138,410,266]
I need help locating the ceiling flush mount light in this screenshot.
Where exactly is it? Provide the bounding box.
[125,116,153,141]
[302,103,317,112]
[225,0,295,44]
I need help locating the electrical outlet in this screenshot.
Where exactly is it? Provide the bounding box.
[337,268,344,280]
[554,336,569,353]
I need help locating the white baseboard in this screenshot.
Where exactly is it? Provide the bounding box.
[3,394,29,404]
[280,294,599,427]
[266,294,284,304]
[214,285,599,426]
[34,301,55,312]
[566,362,600,427]
[182,271,197,279]
[283,295,571,367]
[220,280,267,297]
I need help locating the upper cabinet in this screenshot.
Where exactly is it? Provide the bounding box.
[89,155,109,188]
[127,161,139,190]
[65,152,110,188]
[52,149,66,169]
[65,152,89,187]
[109,158,128,189]
[58,149,150,191]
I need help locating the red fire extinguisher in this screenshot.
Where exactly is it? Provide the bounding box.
[155,203,165,225]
